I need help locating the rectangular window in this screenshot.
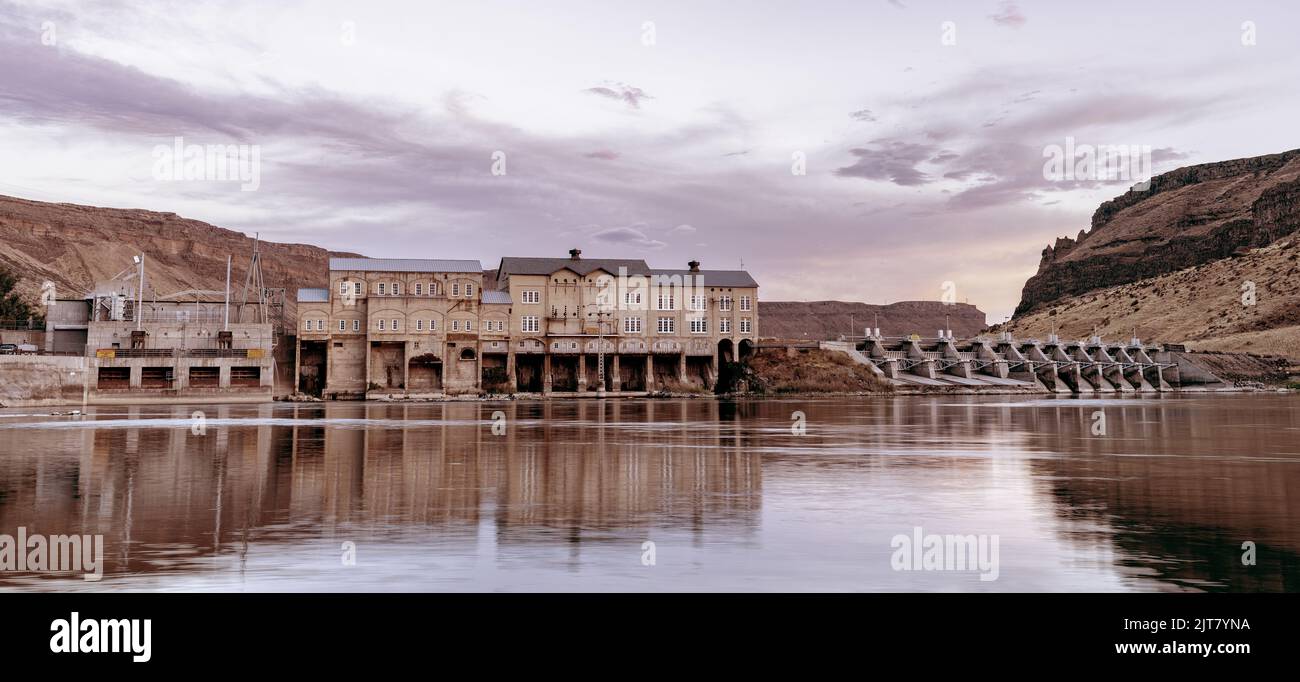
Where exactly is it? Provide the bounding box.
[304,320,312,331]
[657,317,675,334]
[378,319,385,331]
[354,282,362,295]
[657,293,675,310]
[416,319,423,331]
[522,290,540,304]
[466,284,474,298]
[339,319,346,332]
[720,318,731,333]
[625,291,642,307]
[690,317,707,334]
[378,283,387,296]
[624,317,642,333]
[740,318,752,333]
[522,316,539,333]
[429,319,436,331]
[452,320,460,331]
[690,295,706,311]
[740,296,752,311]
[394,283,402,296]
[392,319,400,331]
[339,282,349,296]
[415,283,423,296]
[466,320,474,331]
[720,296,733,312]
[353,319,360,332]
[451,283,460,297]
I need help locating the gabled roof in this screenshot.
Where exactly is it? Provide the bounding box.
[649,269,759,288]
[480,290,512,305]
[497,257,651,279]
[330,258,483,273]
[297,288,329,303]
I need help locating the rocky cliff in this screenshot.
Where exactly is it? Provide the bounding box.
[1017,149,1300,315]
[758,300,987,340]
[0,194,357,320]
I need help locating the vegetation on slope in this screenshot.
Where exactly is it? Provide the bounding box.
[742,348,892,394]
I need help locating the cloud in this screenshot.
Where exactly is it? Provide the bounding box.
[835,141,938,186]
[850,109,877,122]
[989,2,1027,28]
[585,149,619,160]
[590,225,667,249]
[584,83,652,109]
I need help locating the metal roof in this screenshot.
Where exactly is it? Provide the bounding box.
[497,257,652,278]
[480,290,513,304]
[330,257,483,273]
[297,288,330,302]
[649,269,759,288]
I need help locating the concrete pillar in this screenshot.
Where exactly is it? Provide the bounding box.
[543,354,553,394]
[506,348,518,392]
[440,341,449,393]
[219,364,231,388]
[364,338,372,393]
[402,340,411,393]
[678,352,687,384]
[294,338,302,394]
[129,364,142,388]
[577,353,587,392]
[175,361,189,390]
[611,354,621,392]
[645,354,655,391]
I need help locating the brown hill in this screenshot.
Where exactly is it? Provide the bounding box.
[1017,149,1300,315]
[758,300,986,341]
[0,194,356,322]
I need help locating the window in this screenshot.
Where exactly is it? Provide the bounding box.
[522,290,540,304]
[339,319,346,331]
[392,319,400,331]
[522,316,539,333]
[394,283,402,296]
[378,319,385,331]
[740,296,752,311]
[354,282,362,295]
[339,282,349,296]
[416,319,423,331]
[690,295,706,311]
[304,319,312,331]
[465,319,474,331]
[353,319,360,332]
[415,283,423,296]
[452,320,460,331]
[429,319,437,331]
[740,318,752,333]
[657,292,675,310]
[720,296,733,312]
[625,291,642,307]
[624,317,642,333]
[690,317,708,334]
[431,282,439,296]
[452,283,460,297]
[720,318,731,333]
[657,316,675,334]
[378,283,386,296]
[466,284,474,297]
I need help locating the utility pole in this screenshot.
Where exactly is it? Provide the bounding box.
[224,255,231,331]
[135,254,144,331]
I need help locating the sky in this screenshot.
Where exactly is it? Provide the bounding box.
[1,0,1298,322]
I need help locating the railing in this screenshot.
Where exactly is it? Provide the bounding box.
[94,348,268,359]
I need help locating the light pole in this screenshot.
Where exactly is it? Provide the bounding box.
[585,303,613,396]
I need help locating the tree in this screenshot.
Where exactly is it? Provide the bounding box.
[0,265,46,327]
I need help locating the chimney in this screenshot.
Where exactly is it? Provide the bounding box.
[688,259,700,272]
[569,248,582,260]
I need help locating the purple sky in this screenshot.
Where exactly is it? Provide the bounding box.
[2,0,1298,321]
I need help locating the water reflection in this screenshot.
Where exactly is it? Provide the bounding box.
[0,395,1296,591]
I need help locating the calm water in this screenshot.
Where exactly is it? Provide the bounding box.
[0,395,1297,592]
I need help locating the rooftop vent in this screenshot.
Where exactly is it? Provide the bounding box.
[688,260,700,272]
[569,248,582,260]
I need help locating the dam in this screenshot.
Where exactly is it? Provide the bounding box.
[820,331,1228,393]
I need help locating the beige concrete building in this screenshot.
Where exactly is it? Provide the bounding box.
[295,250,758,397]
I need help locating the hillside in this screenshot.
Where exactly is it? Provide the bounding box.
[0,195,355,322]
[998,232,1300,360]
[1018,149,1300,315]
[759,300,986,341]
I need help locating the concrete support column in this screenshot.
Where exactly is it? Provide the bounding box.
[294,339,302,393]
[439,340,449,393]
[402,340,411,393]
[611,354,621,392]
[219,365,231,388]
[645,354,655,391]
[543,354,553,394]
[175,362,189,390]
[129,364,142,388]
[678,352,687,383]
[577,353,587,392]
[506,348,518,392]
